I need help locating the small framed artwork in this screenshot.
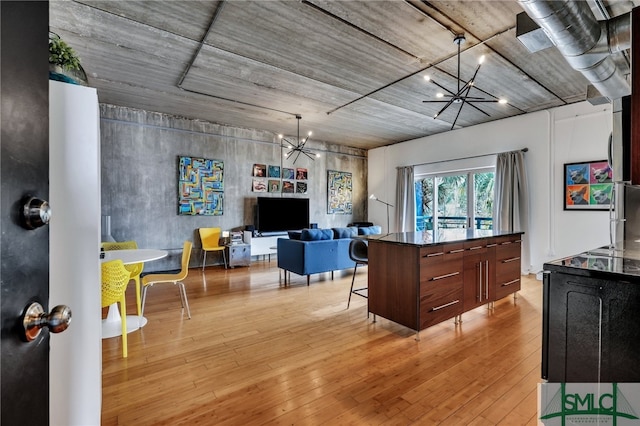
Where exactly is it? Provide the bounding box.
[282,168,295,179]
[268,179,280,193]
[295,168,308,180]
[252,179,267,192]
[252,163,266,177]
[282,181,295,193]
[268,165,281,178]
[296,182,307,194]
[564,160,613,210]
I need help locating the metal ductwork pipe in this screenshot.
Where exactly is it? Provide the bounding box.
[518,0,631,100]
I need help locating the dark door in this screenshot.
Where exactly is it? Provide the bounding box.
[1,2,51,424]
[543,270,640,383]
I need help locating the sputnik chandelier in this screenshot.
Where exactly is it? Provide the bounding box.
[278,114,319,164]
[422,34,508,130]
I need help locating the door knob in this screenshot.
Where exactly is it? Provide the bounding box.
[22,302,72,342]
[22,196,51,229]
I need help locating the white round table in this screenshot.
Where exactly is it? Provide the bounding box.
[101,249,168,339]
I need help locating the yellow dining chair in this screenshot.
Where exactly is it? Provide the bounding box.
[141,241,193,319]
[199,227,227,270]
[101,259,131,358]
[101,241,144,316]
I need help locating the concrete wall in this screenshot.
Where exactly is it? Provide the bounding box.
[100,105,368,271]
[369,101,613,275]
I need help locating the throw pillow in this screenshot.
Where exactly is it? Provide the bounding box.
[358,225,382,235]
[300,228,333,241]
[332,227,358,239]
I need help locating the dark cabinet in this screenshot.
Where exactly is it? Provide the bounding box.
[542,270,640,382]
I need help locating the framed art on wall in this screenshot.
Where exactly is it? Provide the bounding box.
[252,179,267,192]
[268,165,281,178]
[178,156,224,215]
[268,179,280,193]
[282,181,294,193]
[252,163,266,177]
[564,160,613,210]
[327,170,353,214]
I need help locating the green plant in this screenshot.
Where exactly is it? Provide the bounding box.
[49,32,81,71]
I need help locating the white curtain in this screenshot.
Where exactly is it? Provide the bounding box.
[396,166,415,232]
[493,150,530,273]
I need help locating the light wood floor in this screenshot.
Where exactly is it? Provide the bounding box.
[101,261,543,425]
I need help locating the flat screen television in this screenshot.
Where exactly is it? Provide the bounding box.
[256,197,309,233]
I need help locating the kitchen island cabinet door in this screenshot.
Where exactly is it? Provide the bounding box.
[462,239,495,311]
[543,271,640,382]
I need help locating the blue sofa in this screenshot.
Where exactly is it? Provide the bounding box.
[277,226,381,285]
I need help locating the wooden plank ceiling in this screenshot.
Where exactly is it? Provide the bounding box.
[49,0,636,150]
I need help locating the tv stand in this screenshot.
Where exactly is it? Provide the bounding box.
[243,231,288,260]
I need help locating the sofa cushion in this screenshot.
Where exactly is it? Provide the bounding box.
[300,228,333,241]
[332,227,358,239]
[288,231,302,240]
[357,225,382,235]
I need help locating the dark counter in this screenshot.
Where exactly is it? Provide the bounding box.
[544,241,640,282]
[366,229,524,247]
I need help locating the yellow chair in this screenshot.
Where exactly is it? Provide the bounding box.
[101,259,131,358]
[141,241,193,319]
[199,228,227,270]
[101,241,144,316]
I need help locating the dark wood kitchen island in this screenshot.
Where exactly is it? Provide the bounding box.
[366,229,524,339]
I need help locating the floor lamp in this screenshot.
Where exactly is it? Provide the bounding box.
[369,194,393,233]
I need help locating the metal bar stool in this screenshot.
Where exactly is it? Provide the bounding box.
[347,238,369,308]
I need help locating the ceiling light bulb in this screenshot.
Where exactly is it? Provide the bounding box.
[308,131,312,136]
[278,134,283,139]
[423,75,431,82]
[315,153,320,158]
[478,55,486,64]
[498,98,508,104]
[436,93,444,98]
[434,113,439,118]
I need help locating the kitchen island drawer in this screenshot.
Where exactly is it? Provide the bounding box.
[419,290,463,329]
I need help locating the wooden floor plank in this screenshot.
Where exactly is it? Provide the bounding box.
[101,261,544,425]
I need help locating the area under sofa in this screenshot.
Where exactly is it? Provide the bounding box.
[277,226,381,285]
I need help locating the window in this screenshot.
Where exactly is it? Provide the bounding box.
[415,168,494,231]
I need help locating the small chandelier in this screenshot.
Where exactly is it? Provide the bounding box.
[279,115,319,164]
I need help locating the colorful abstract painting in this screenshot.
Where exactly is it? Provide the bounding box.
[327,170,352,214]
[178,156,224,215]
